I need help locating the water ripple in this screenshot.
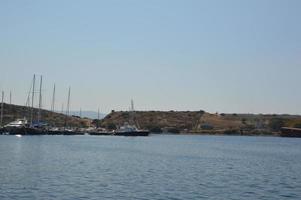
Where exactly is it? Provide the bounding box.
[0,135,301,200]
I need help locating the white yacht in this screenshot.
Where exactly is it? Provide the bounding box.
[5,118,28,128]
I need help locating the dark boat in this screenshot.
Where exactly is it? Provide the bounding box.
[113,130,149,136]
[113,123,149,136]
[89,131,112,136]
[280,127,301,138]
[47,128,84,135]
[86,127,112,136]
[7,127,46,135]
[61,129,84,135]
[0,127,6,135]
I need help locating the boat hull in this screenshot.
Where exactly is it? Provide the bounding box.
[89,132,112,136]
[4,127,46,135]
[280,127,301,138]
[47,130,84,135]
[114,131,149,136]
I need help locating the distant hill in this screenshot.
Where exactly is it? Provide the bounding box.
[100,110,301,135]
[69,111,106,119]
[0,103,91,127]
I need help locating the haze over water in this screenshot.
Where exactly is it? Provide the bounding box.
[1,135,300,200]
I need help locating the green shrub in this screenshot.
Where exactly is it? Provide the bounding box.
[107,123,117,130]
[201,124,213,130]
[269,118,285,131]
[121,112,129,118]
[293,123,301,128]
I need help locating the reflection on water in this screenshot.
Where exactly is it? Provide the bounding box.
[0,135,301,200]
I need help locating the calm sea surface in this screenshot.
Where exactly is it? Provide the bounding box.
[0,135,301,200]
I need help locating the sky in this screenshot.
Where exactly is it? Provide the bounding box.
[0,0,300,114]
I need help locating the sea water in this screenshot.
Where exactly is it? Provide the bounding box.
[0,135,300,200]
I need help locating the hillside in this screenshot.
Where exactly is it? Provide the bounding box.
[100,110,301,135]
[0,103,91,127]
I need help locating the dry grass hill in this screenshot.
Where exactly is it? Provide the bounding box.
[0,103,91,127]
[100,110,301,135]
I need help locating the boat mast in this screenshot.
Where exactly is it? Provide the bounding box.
[129,99,134,125]
[97,107,100,128]
[131,99,134,111]
[61,103,64,114]
[9,91,11,104]
[30,74,36,126]
[65,87,71,128]
[37,75,43,124]
[25,77,33,119]
[51,84,56,112]
[66,87,71,116]
[0,91,4,127]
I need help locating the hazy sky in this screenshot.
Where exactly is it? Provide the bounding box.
[0,0,300,114]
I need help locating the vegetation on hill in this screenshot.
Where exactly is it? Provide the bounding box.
[0,103,91,127]
[100,110,301,135]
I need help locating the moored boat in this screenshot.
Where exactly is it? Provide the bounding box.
[280,127,301,138]
[114,123,149,136]
[3,118,46,135]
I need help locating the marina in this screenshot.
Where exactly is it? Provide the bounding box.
[1,1,300,199]
[0,75,150,136]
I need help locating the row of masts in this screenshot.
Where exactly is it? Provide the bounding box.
[26,74,44,126]
[0,74,105,128]
[23,74,71,127]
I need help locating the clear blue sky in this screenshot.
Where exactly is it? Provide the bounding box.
[0,0,300,114]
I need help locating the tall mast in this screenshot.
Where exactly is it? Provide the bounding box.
[37,75,42,124]
[66,87,71,116]
[61,103,64,114]
[30,74,36,126]
[1,91,4,127]
[131,99,134,111]
[97,107,100,128]
[9,91,11,104]
[51,84,56,112]
[25,78,33,119]
[65,87,71,128]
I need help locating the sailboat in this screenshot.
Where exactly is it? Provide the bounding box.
[5,75,47,135]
